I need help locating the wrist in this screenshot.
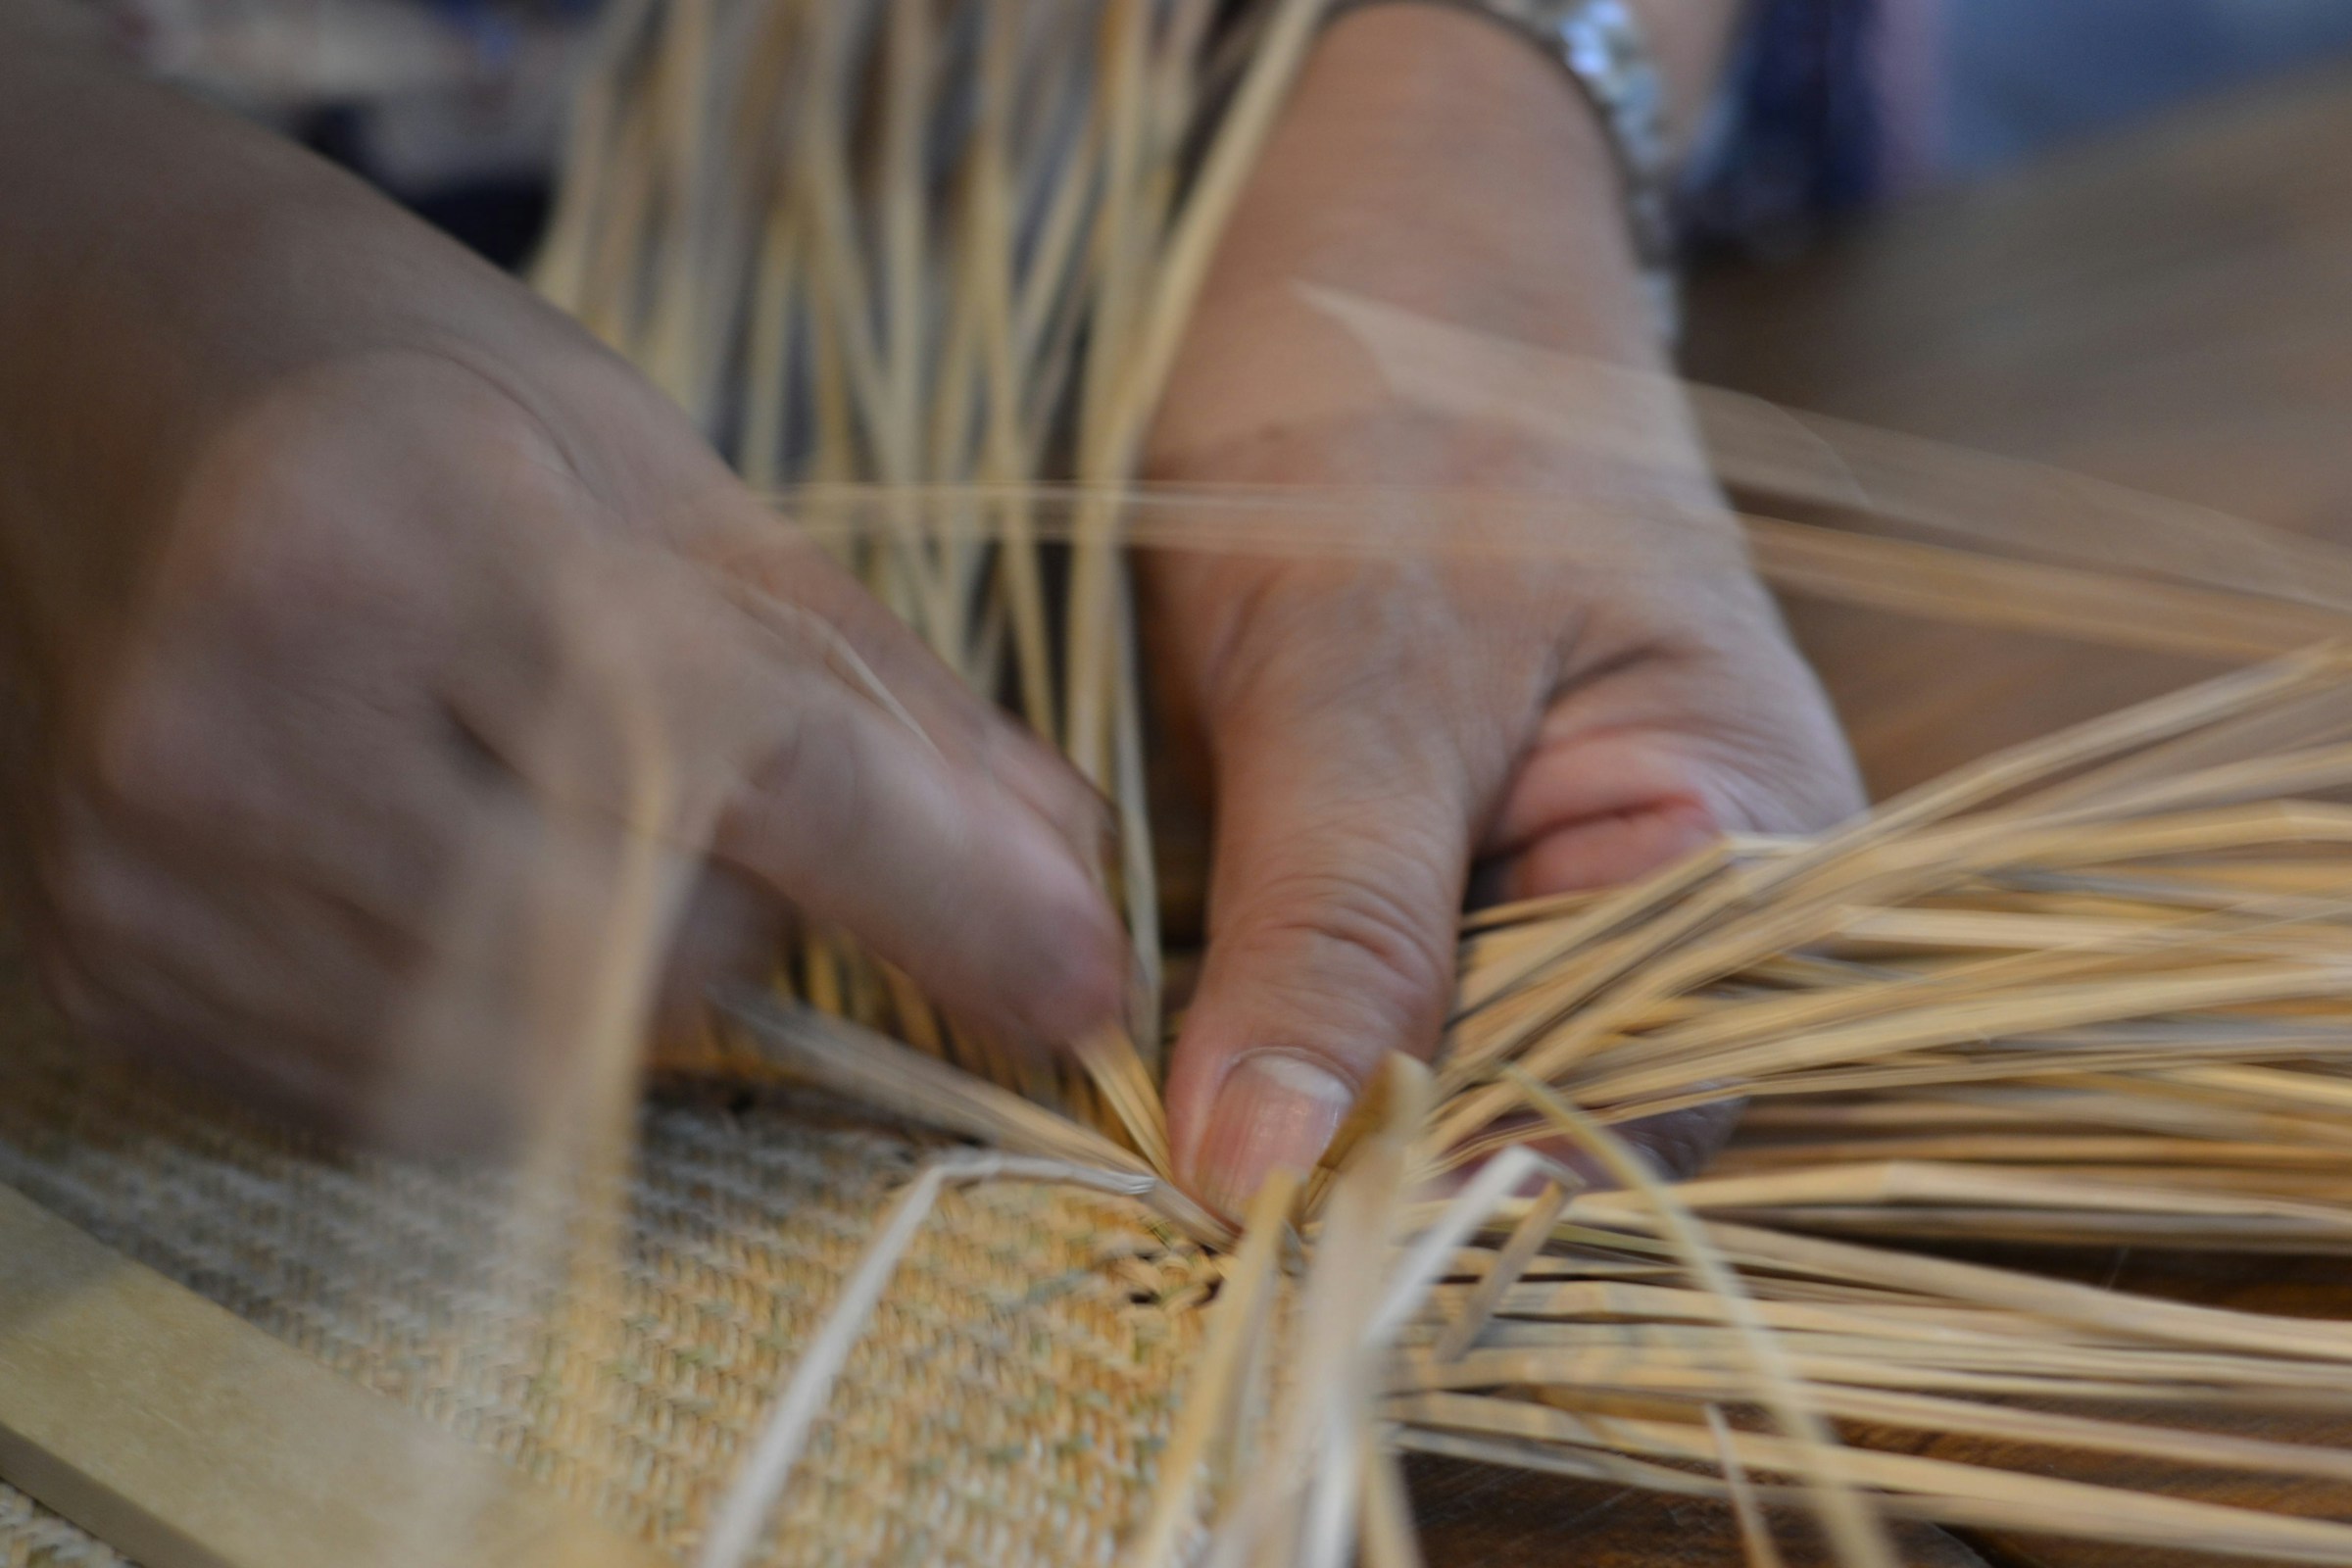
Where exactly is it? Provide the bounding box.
[1196,2,1657,359]
[1154,3,1669,469]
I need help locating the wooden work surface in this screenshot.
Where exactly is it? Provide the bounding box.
[1690,57,2352,799]
[1406,60,2352,1568]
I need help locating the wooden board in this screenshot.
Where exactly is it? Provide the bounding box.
[0,1182,663,1568]
[1827,1248,2352,1568]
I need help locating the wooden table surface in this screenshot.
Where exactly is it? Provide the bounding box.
[1690,56,2352,800]
[1410,60,2352,1567]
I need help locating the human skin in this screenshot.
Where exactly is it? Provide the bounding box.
[1147,2,1863,1216]
[0,0,1857,1190]
[0,8,1127,1146]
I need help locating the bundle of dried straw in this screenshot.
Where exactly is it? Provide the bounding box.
[522,2,2352,1564]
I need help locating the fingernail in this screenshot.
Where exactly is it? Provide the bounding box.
[1195,1053,1354,1221]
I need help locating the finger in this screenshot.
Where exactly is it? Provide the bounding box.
[1471,662,1857,1185]
[69,605,510,948]
[442,527,1126,1047]
[378,780,705,1152]
[34,774,673,1152]
[1482,641,1864,900]
[651,864,787,1039]
[1483,729,1731,900]
[1442,1100,1744,1194]
[1615,1099,1745,1181]
[30,912,381,1138]
[68,379,598,947]
[711,659,1126,1046]
[684,516,1114,868]
[36,791,400,1027]
[1166,698,1474,1221]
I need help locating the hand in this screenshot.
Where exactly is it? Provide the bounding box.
[0,53,1123,1147]
[1147,4,1860,1217]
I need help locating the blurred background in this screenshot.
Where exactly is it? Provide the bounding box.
[80,0,2352,260]
[76,0,2352,791]
[1937,0,2352,175]
[1674,0,2352,798]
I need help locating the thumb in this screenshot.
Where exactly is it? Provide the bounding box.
[1167,710,1473,1220]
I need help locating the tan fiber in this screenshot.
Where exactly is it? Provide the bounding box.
[0,1185,665,1568]
[21,1,2352,1565]
[0,947,1209,1568]
[22,640,2352,1563]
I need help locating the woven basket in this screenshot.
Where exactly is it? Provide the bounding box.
[0,926,1214,1568]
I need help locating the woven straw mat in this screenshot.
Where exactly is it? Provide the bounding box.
[0,927,1211,1568]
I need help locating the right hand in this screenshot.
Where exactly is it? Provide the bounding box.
[2,336,1125,1150]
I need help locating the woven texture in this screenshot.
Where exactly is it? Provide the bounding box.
[0,932,1209,1568]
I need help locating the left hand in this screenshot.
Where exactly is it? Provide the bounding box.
[1145,4,1862,1219]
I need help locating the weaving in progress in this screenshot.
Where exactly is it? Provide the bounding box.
[11,2,2352,1566]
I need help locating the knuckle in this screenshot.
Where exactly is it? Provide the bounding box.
[1229,852,1456,1045]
